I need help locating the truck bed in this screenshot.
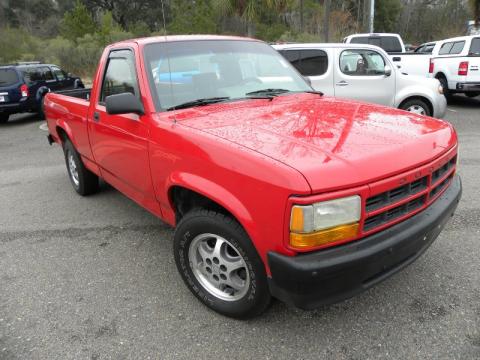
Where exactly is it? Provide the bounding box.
[54,88,91,101]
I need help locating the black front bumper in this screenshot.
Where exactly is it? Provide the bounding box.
[268,175,462,310]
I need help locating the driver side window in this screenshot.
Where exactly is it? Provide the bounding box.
[100,50,139,104]
[340,49,386,76]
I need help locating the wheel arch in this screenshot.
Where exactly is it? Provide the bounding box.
[398,95,433,116]
[166,174,259,247]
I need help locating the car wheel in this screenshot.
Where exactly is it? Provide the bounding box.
[38,96,45,120]
[174,209,271,319]
[0,113,9,123]
[438,77,451,100]
[63,139,99,196]
[400,99,432,117]
[465,92,480,98]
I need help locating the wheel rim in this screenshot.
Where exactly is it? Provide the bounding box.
[188,233,250,302]
[406,104,427,115]
[67,151,80,187]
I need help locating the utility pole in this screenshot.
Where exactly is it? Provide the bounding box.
[369,0,375,33]
[324,0,330,42]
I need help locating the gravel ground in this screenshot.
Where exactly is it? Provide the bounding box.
[0,96,479,360]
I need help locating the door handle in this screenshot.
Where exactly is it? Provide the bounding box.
[93,112,100,122]
[392,57,401,62]
[336,81,349,86]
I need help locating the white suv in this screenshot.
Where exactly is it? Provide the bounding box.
[429,35,480,98]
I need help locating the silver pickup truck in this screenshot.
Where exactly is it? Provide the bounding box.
[274,43,447,118]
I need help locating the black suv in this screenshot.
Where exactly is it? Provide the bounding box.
[0,62,84,123]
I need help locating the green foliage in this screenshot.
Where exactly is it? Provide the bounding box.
[375,0,403,33]
[60,0,97,42]
[169,0,218,34]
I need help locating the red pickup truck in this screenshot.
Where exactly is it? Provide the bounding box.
[45,35,462,319]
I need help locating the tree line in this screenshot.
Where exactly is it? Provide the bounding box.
[0,0,477,78]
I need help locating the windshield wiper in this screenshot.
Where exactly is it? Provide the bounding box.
[166,97,230,111]
[245,88,291,96]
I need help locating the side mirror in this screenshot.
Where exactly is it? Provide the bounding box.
[105,93,144,116]
[384,65,392,77]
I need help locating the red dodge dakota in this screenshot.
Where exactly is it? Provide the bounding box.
[45,35,462,319]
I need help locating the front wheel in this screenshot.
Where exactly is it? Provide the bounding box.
[63,139,99,196]
[400,98,432,117]
[174,210,271,319]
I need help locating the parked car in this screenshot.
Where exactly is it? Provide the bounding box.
[429,35,480,98]
[343,33,435,77]
[274,43,446,117]
[414,41,437,54]
[45,35,461,319]
[0,62,83,123]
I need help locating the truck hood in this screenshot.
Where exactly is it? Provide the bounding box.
[173,94,456,193]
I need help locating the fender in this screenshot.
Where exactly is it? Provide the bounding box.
[55,117,77,149]
[165,172,260,247]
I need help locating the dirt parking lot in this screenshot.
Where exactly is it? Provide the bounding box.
[1,96,479,360]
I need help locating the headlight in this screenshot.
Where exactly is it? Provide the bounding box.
[438,84,444,94]
[290,195,361,249]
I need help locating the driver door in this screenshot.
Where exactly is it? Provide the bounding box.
[88,49,155,206]
[334,48,395,106]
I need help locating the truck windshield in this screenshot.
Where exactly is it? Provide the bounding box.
[0,69,19,87]
[144,40,311,111]
[350,36,402,53]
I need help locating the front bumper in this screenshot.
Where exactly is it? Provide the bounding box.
[456,82,480,92]
[268,175,462,310]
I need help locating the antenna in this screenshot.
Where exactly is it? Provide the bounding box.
[160,0,177,123]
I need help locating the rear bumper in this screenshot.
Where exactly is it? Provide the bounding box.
[0,98,37,114]
[432,93,447,118]
[267,175,462,310]
[456,82,480,92]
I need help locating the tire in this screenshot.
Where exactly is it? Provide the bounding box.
[63,139,99,196]
[38,96,45,120]
[174,209,271,319]
[399,98,432,117]
[0,113,9,123]
[465,92,480,98]
[438,76,451,100]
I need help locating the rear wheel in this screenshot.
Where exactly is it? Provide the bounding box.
[438,76,451,100]
[38,96,46,120]
[0,113,9,123]
[174,210,271,319]
[400,98,432,117]
[63,139,99,196]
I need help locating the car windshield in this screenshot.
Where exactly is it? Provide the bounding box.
[144,40,311,111]
[0,68,19,87]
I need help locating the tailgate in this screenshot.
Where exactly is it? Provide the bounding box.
[468,38,480,82]
[467,57,480,82]
[0,68,22,104]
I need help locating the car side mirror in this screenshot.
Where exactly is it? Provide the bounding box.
[384,65,392,77]
[105,93,145,116]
